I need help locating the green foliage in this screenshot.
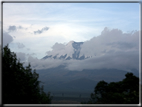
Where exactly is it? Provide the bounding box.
[2,45,52,104]
[83,72,139,104]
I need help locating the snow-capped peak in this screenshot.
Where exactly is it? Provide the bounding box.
[66,41,74,46]
[42,41,92,60]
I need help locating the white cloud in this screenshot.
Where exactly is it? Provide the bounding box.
[24,55,65,70]
[79,27,139,57]
[65,50,139,72]
[22,27,139,72]
[51,42,65,51]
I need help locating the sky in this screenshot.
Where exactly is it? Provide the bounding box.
[2,2,140,71]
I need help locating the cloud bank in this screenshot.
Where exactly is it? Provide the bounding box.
[65,51,139,72]
[79,27,139,57]
[18,27,139,72]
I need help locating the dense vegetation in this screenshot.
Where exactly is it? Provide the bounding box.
[2,45,52,104]
[82,72,139,104]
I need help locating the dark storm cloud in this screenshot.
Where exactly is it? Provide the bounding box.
[34,27,49,34]
[3,32,13,47]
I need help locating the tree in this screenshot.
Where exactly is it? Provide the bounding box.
[2,45,52,104]
[83,72,139,104]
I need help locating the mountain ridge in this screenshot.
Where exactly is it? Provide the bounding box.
[36,66,139,93]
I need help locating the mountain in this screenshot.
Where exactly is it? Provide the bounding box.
[42,41,92,60]
[46,77,98,93]
[36,66,139,93]
[38,40,139,95]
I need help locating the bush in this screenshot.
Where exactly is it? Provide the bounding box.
[84,72,139,104]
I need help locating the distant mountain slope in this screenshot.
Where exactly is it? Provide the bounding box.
[36,67,139,93]
[47,77,98,93]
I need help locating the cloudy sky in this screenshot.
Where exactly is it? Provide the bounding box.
[2,2,140,71]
